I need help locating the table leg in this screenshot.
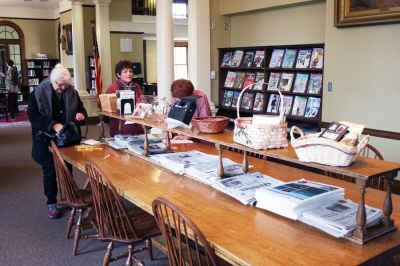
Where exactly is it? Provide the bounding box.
[382,174,394,227]
[353,179,367,240]
[215,144,224,178]
[143,126,149,157]
[242,151,249,173]
[164,131,171,148]
[98,115,105,140]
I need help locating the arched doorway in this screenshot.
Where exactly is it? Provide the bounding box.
[0,21,26,87]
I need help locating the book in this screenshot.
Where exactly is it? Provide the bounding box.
[305,97,321,118]
[267,72,281,91]
[255,179,345,220]
[292,73,309,93]
[252,50,265,67]
[307,73,323,94]
[291,96,308,116]
[213,172,284,205]
[241,51,255,67]
[242,73,256,89]
[281,49,298,68]
[266,94,280,113]
[222,90,234,107]
[230,50,244,67]
[295,49,312,68]
[221,51,233,67]
[117,89,135,115]
[253,72,265,90]
[278,73,294,92]
[319,122,349,141]
[299,199,383,238]
[132,103,153,119]
[253,92,266,111]
[224,71,236,88]
[310,48,324,69]
[231,91,241,108]
[233,72,245,89]
[241,92,254,110]
[269,49,284,68]
[282,95,294,115]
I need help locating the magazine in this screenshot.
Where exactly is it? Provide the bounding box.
[278,73,294,92]
[231,91,241,108]
[282,95,294,115]
[295,49,312,68]
[255,179,345,220]
[310,48,324,69]
[291,96,308,116]
[233,72,245,89]
[299,199,383,238]
[269,49,284,68]
[132,103,153,119]
[241,51,255,67]
[213,172,284,205]
[224,71,236,88]
[252,50,265,67]
[267,72,281,91]
[266,94,280,113]
[253,72,265,90]
[222,90,234,107]
[307,73,323,94]
[242,73,255,89]
[241,92,254,110]
[230,50,244,67]
[305,97,321,118]
[221,51,233,67]
[292,73,309,93]
[253,92,266,111]
[281,49,298,68]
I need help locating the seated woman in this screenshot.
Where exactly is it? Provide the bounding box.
[170,79,212,139]
[106,60,144,136]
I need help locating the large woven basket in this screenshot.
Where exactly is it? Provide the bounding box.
[99,93,117,113]
[290,126,369,167]
[192,116,229,134]
[233,85,288,150]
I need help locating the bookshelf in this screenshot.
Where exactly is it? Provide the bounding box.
[26,59,59,93]
[88,56,96,96]
[217,44,324,134]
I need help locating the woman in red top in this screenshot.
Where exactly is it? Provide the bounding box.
[106,60,144,136]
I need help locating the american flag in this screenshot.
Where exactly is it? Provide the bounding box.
[91,20,103,107]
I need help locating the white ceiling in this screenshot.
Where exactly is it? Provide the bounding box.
[0,0,60,9]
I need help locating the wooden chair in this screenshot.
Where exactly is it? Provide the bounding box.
[152,197,219,266]
[85,161,160,266]
[50,140,95,256]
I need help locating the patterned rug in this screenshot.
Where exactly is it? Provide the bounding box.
[0,105,30,127]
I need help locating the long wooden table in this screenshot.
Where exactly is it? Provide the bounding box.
[60,142,400,266]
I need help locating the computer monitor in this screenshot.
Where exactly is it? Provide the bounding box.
[132,62,142,74]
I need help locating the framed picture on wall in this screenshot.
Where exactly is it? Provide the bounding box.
[62,24,73,55]
[335,0,400,27]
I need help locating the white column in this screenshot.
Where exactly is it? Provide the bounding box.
[156,0,174,101]
[188,0,213,109]
[94,0,112,92]
[71,1,87,95]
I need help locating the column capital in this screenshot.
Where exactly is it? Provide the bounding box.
[68,0,83,5]
[94,0,112,5]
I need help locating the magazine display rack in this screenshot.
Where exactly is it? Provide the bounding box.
[218,44,324,134]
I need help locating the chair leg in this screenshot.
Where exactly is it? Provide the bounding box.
[103,242,114,266]
[72,209,83,256]
[125,244,133,266]
[146,238,153,260]
[66,208,76,239]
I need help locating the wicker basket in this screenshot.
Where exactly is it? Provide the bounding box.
[192,116,229,134]
[233,85,288,150]
[290,126,369,167]
[99,93,117,113]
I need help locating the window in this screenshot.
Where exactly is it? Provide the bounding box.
[174,45,187,80]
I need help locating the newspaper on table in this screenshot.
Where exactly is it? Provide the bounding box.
[213,172,284,205]
[114,134,162,149]
[299,199,383,238]
[103,137,126,150]
[255,179,345,220]
[127,142,168,155]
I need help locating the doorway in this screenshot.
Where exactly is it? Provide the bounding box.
[0,44,9,88]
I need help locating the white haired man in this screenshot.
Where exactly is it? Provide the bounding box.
[28,64,87,219]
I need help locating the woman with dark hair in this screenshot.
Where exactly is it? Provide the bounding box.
[106,60,144,136]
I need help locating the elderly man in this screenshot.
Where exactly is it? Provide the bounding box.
[28,64,87,219]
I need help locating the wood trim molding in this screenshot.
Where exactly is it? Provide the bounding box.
[110,31,144,35]
[321,121,400,140]
[0,17,58,21]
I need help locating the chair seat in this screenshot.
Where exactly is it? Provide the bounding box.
[58,188,93,209]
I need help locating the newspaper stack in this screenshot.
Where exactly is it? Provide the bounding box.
[255,179,345,220]
[213,172,284,205]
[114,134,162,149]
[299,199,383,238]
[103,137,126,150]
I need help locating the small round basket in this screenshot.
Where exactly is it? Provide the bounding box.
[192,116,229,134]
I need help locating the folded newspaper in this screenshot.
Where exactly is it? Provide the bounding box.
[255,179,345,220]
[299,199,383,238]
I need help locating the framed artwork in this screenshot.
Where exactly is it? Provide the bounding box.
[62,24,73,55]
[335,0,400,27]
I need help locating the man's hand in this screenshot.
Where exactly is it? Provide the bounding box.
[53,123,63,133]
[76,113,85,121]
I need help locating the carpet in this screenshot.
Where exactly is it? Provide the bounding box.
[0,104,30,126]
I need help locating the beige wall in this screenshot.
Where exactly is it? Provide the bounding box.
[109,0,132,21]
[110,33,144,84]
[59,10,73,68]
[1,18,58,59]
[145,40,157,84]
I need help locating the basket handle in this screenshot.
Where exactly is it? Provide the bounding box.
[236,83,255,119]
[356,135,369,153]
[290,126,304,140]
